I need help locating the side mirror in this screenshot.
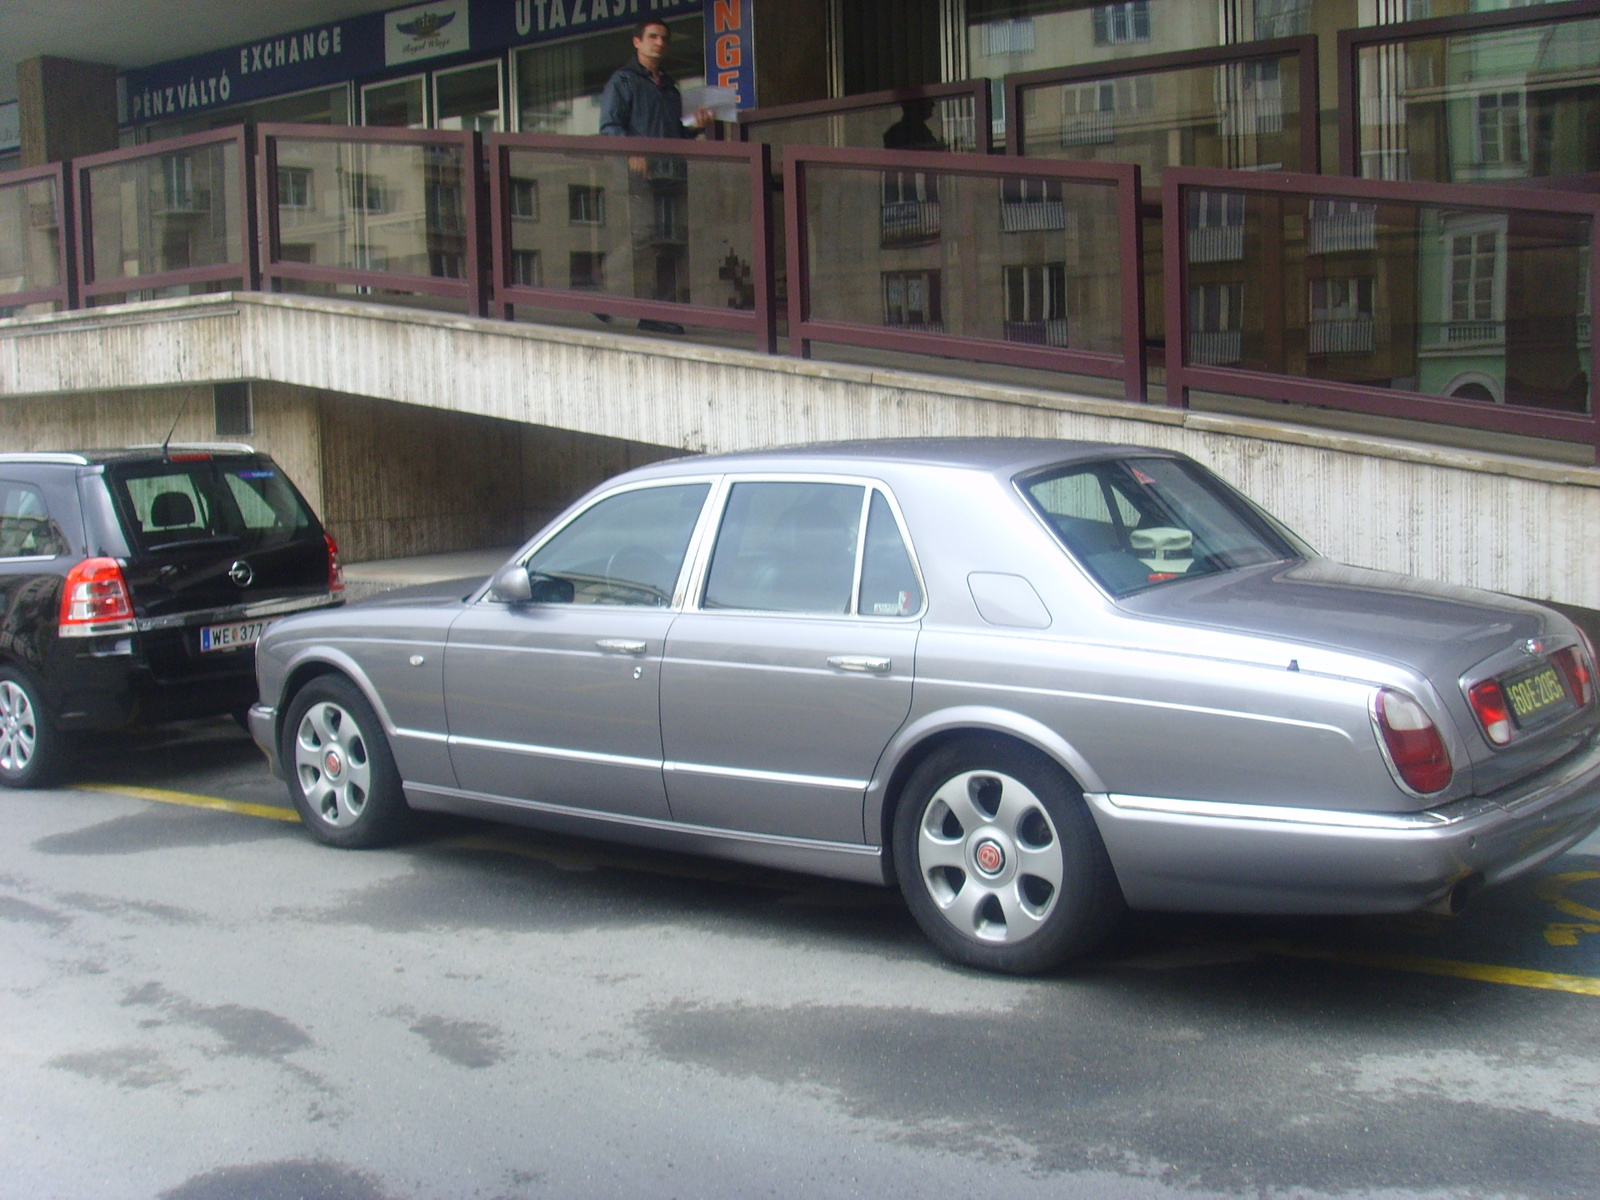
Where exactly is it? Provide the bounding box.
[489,563,533,603]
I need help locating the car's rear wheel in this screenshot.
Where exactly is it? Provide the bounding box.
[0,666,63,789]
[282,675,410,848]
[892,736,1123,974]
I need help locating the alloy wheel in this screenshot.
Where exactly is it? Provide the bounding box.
[0,680,38,774]
[294,701,372,827]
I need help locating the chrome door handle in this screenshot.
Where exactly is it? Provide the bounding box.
[596,638,648,656]
[827,655,891,674]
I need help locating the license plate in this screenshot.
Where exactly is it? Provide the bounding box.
[200,620,267,652]
[1504,665,1569,725]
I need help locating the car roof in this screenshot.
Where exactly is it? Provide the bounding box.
[0,444,260,467]
[620,438,1182,481]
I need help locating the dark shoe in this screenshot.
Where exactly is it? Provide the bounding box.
[638,319,686,335]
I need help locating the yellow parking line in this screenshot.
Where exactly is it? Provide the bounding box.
[1247,938,1600,998]
[77,783,301,824]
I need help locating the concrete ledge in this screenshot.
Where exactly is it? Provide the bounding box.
[4,292,1598,607]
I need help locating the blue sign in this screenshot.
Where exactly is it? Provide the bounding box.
[704,0,755,109]
[123,0,708,124]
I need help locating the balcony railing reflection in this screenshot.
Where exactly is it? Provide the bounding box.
[0,164,72,315]
[880,199,942,246]
[1188,330,1242,365]
[1307,316,1376,355]
[1005,318,1071,347]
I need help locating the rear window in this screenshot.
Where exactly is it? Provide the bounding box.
[1021,457,1308,597]
[108,458,316,554]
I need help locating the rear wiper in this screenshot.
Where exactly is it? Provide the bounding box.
[144,533,241,552]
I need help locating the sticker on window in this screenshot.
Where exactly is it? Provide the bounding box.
[871,590,913,616]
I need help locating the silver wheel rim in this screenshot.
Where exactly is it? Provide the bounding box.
[916,769,1064,945]
[293,701,372,827]
[0,681,38,773]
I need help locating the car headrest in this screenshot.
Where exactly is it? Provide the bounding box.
[150,491,196,528]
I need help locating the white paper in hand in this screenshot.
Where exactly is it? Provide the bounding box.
[679,85,740,124]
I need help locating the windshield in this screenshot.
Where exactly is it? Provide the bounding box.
[108,457,317,555]
[1020,456,1310,597]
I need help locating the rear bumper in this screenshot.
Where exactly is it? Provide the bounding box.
[249,703,282,779]
[1089,732,1600,914]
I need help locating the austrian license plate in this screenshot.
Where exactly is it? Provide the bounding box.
[200,620,267,652]
[1504,665,1569,726]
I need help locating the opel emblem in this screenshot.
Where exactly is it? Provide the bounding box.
[973,839,1006,876]
[229,560,254,587]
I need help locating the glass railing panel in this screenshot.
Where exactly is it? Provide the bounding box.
[271,138,469,282]
[0,170,65,314]
[1352,15,1600,183]
[1012,43,1316,186]
[743,93,985,157]
[85,141,243,284]
[1167,168,1597,452]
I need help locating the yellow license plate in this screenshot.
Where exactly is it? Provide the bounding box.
[1504,665,1568,725]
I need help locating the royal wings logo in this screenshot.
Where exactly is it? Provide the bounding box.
[386,2,467,63]
[396,11,455,39]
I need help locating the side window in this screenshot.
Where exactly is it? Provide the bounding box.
[0,482,66,559]
[121,471,212,538]
[524,483,710,607]
[703,482,865,614]
[1030,470,1124,557]
[858,490,922,617]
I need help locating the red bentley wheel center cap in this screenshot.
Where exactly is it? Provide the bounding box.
[324,750,343,777]
[974,839,1005,876]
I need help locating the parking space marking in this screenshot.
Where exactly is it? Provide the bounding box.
[1245,938,1600,998]
[77,783,301,824]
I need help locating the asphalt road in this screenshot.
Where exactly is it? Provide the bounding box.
[2,719,1598,1200]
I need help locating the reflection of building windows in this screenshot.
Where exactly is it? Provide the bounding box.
[880,172,941,247]
[883,270,943,331]
[1217,60,1283,138]
[510,178,540,220]
[983,17,1035,56]
[429,250,463,279]
[277,166,312,210]
[1188,282,1243,364]
[1060,77,1153,147]
[426,182,462,233]
[568,184,606,225]
[1253,0,1312,39]
[1476,92,1526,167]
[1186,190,1245,263]
[1308,276,1376,354]
[1578,245,1591,346]
[1001,177,1069,233]
[352,243,388,271]
[1004,262,1069,347]
[570,251,605,288]
[158,155,204,213]
[511,250,543,287]
[1308,199,1377,254]
[653,193,686,244]
[347,173,388,214]
[1449,228,1501,336]
[1093,2,1150,45]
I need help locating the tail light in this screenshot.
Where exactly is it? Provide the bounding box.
[1467,679,1513,746]
[1373,688,1453,794]
[58,557,136,637]
[1552,639,1595,709]
[325,534,345,594]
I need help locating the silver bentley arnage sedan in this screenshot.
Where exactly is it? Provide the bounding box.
[249,440,1600,974]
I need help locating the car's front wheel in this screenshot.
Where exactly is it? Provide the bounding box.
[282,675,410,848]
[892,736,1123,974]
[0,666,64,789]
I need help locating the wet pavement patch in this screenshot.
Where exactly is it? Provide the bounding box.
[159,1158,396,1200]
[50,1045,184,1090]
[121,982,312,1060]
[32,807,294,856]
[405,1013,508,1069]
[637,969,1600,1198]
[0,895,70,929]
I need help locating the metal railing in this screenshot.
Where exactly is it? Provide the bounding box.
[74,127,255,305]
[0,163,72,314]
[1164,165,1600,454]
[486,133,775,351]
[785,146,1146,402]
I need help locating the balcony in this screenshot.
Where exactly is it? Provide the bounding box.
[1186,224,1244,264]
[1004,318,1071,347]
[1308,316,1376,355]
[1001,200,1071,234]
[1189,330,1242,365]
[880,200,942,247]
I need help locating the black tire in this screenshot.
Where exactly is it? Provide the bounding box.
[281,674,411,848]
[0,665,65,789]
[892,735,1123,974]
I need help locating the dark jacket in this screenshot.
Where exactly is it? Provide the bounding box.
[599,58,691,139]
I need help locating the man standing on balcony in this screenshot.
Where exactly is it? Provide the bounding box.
[597,20,713,336]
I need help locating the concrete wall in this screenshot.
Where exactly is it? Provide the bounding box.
[2,292,1596,606]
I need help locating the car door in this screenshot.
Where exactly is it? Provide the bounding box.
[661,480,924,844]
[444,480,713,820]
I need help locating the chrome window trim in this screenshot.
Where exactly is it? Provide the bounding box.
[484,475,724,612]
[0,553,61,564]
[1104,792,1453,830]
[663,759,868,791]
[448,733,661,773]
[130,590,342,633]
